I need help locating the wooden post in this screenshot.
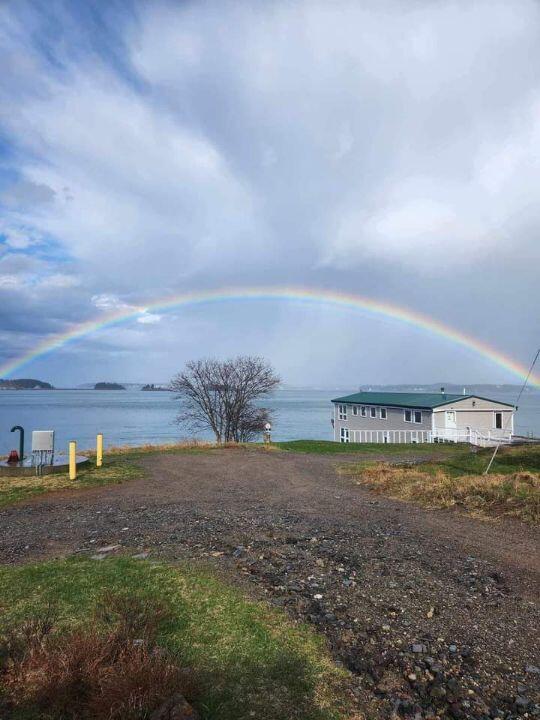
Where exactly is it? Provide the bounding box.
[96,433,103,468]
[69,441,77,480]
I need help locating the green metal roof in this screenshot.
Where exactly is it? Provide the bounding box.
[331,391,514,409]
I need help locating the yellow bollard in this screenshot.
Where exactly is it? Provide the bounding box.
[69,441,77,480]
[96,433,103,468]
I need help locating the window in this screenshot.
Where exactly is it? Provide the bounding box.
[446,411,455,422]
[338,404,347,420]
[370,407,376,418]
[361,406,367,417]
[404,409,412,422]
[379,408,387,419]
[495,412,503,429]
[352,405,358,416]
[414,410,422,424]
[340,427,350,443]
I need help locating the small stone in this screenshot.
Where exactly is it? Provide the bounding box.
[132,552,150,560]
[313,593,323,600]
[408,673,417,681]
[525,664,540,674]
[514,696,530,709]
[412,643,427,654]
[382,624,391,631]
[90,554,106,561]
[448,644,457,653]
[97,544,121,553]
[427,606,435,618]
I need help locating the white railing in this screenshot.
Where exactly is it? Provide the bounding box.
[343,427,514,446]
[432,428,513,447]
[352,429,433,444]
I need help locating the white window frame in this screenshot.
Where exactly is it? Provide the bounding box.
[379,407,387,420]
[414,410,422,424]
[494,411,503,430]
[338,404,347,421]
[369,407,377,418]
[361,406,367,417]
[352,405,358,416]
[340,427,350,443]
[404,409,412,423]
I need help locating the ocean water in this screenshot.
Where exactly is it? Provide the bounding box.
[0,386,538,455]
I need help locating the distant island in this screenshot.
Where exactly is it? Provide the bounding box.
[0,378,54,390]
[141,384,171,391]
[94,382,126,390]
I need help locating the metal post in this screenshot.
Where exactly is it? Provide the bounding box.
[10,425,24,462]
[96,433,103,467]
[69,441,77,480]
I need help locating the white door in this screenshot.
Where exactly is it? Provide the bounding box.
[340,427,350,443]
[445,410,457,439]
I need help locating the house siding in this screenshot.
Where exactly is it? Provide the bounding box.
[332,394,515,444]
[433,397,514,436]
[334,403,432,443]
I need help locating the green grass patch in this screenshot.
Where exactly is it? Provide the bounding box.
[0,454,141,509]
[0,558,351,720]
[0,442,235,509]
[275,439,466,456]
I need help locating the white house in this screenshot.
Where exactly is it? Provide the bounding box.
[331,390,515,446]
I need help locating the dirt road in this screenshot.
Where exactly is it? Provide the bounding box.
[1,448,538,718]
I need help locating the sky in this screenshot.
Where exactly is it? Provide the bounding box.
[0,0,539,388]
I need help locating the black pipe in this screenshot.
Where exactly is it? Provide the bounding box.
[10,426,24,461]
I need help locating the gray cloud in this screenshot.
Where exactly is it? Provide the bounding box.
[0,0,539,385]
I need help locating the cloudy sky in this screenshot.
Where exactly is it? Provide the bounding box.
[0,0,539,387]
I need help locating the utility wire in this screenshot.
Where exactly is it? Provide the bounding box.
[484,346,540,475]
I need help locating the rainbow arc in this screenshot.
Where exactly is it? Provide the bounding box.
[1,286,538,387]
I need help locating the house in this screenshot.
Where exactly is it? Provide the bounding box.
[331,389,515,446]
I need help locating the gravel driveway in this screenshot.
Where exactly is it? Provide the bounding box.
[1,448,538,719]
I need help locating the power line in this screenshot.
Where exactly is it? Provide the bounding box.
[484,346,540,475]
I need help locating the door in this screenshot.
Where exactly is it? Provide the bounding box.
[340,427,350,443]
[445,410,457,440]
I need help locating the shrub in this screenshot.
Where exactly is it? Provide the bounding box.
[0,595,196,720]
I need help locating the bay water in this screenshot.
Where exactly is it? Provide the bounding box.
[0,386,538,455]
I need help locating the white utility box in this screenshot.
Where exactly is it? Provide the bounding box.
[32,430,55,452]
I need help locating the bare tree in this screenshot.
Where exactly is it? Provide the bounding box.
[170,356,280,443]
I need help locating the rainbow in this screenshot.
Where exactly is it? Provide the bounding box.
[1,285,539,386]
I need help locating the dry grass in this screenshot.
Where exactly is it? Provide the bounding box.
[81,440,250,457]
[342,463,540,523]
[0,594,196,720]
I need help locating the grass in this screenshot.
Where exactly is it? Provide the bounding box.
[0,441,239,508]
[0,558,352,720]
[0,454,141,508]
[339,444,540,523]
[275,439,467,456]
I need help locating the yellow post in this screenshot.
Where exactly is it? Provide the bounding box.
[96,433,103,468]
[69,441,77,480]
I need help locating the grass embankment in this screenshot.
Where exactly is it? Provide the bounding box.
[340,444,540,524]
[0,558,350,720]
